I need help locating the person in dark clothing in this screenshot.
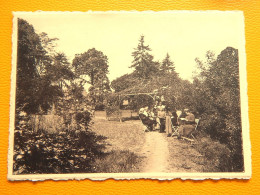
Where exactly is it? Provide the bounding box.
[171,110,178,127]
[178,109,196,138]
[179,109,187,118]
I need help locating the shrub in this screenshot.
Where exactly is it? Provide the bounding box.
[190,47,244,172]
[13,127,106,174]
[13,109,106,174]
[194,136,232,172]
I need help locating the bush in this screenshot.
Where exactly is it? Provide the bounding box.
[194,136,232,172]
[190,47,244,172]
[13,109,106,174]
[13,127,106,174]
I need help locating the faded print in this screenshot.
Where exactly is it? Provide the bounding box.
[8,11,251,180]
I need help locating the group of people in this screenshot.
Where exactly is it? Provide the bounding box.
[139,101,196,138]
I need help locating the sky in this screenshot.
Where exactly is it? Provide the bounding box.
[15,11,245,82]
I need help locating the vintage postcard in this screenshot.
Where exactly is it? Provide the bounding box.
[8,11,251,181]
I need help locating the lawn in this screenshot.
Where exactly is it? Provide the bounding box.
[91,118,146,173]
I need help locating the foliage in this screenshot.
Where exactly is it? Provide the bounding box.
[127,94,154,110]
[193,136,232,172]
[111,72,141,93]
[39,32,59,55]
[161,53,176,74]
[47,53,74,87]
[16,19,74,115]
[16,19,49,114]
[29,114,65,133]
[13,125,106,174]
[192,47,243,171]
[72,48,111,109]
[88,84,111,110]
[72,48,109,86]
[13,19,104,174]
[130,35,159,79]
[105,93,121,117]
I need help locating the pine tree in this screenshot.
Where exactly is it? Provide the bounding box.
[130,35,159,79]
[161,53,175,73]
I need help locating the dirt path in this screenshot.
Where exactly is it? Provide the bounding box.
[93,114,204,173]
[141,131,169,172]
[139,128,204,173]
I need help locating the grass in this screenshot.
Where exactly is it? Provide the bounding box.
[166,137,205,172]
[166,134,232,172]
[92,119,145,153]
[93,150,142,173]
[91,118,146,173]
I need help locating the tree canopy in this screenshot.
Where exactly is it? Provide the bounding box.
[72,48,109,86]
[17,19,52,114]
[161,53,176,74]
[16,19,74,115]
[130,35,159,79]
[192,47,243,171]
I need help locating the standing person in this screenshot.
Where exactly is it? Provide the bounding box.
[165,109,173,137]
[157,107,166,133]
[153,101,160,130]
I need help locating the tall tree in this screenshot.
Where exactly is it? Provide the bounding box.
[193,50,216,81]
[47,53,74,89]
[72,48,109,86]
[39,32,59,56]
[161,53,175,73]
[130,35,159,79]
[16,18,50,114]
[192,47,243,171]
[16,19,74,115]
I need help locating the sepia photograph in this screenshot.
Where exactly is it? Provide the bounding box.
[8,11,251,180]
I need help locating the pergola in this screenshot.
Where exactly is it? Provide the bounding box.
[107,92,158,122]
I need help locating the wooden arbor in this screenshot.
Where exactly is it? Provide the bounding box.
[107,92,157,122]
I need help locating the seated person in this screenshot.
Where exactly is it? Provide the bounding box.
[178,109,196,138]
[139,107,156,131]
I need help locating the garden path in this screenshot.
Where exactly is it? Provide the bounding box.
[141,131,169,172]
[93,112,204,173]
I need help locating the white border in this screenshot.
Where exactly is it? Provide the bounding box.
[8,11,251,181]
